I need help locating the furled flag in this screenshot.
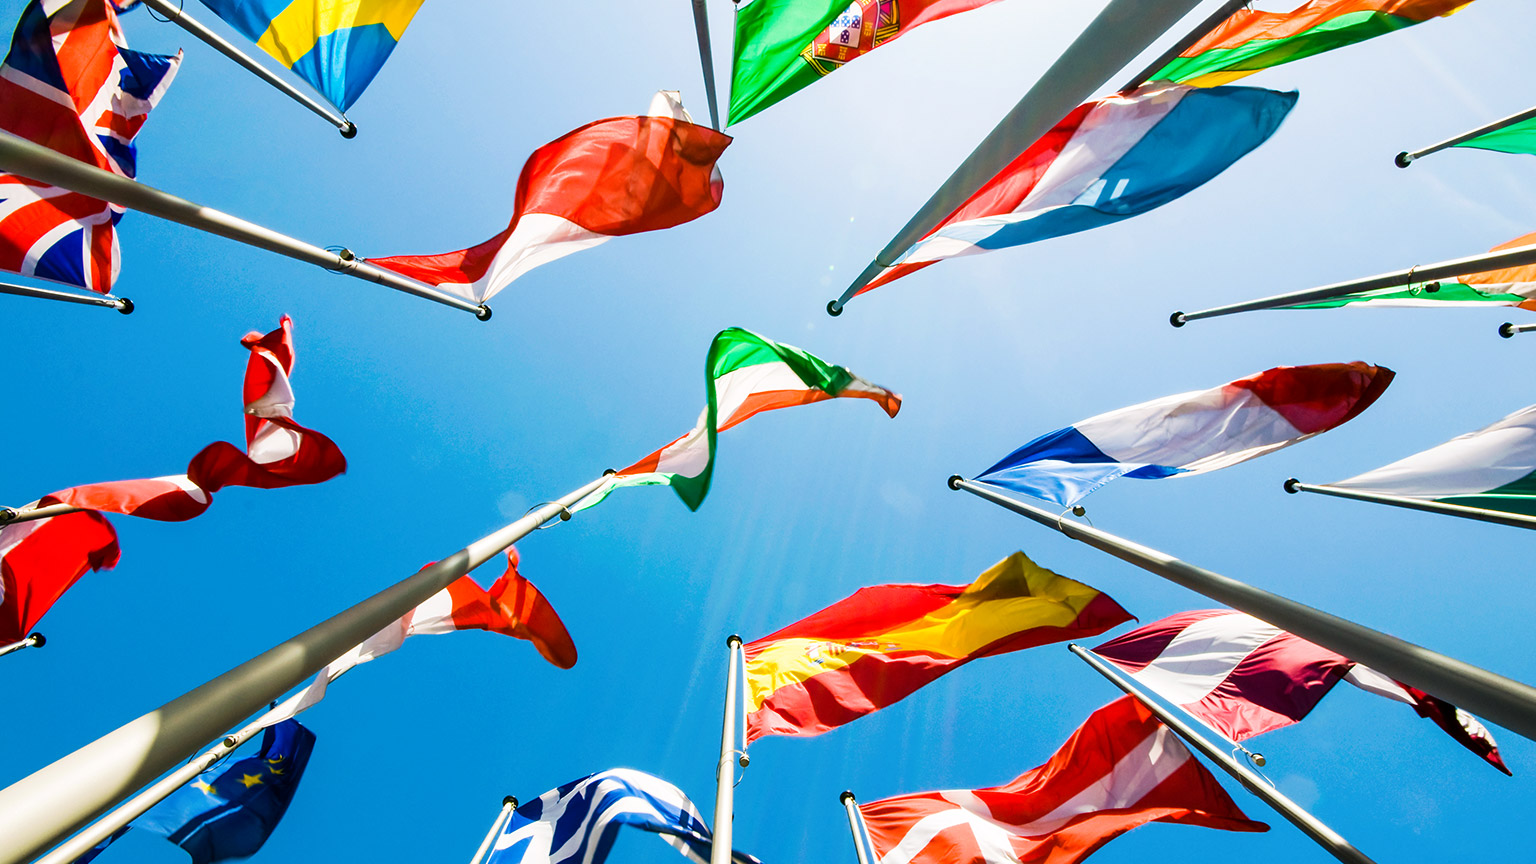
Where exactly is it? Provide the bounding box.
[81,720,318,864]
[1447,115,1536,158]
[0,508,118,642]
[728,0,1005,125]
[744,551,1131,742]
[1093,609,1509,774]
[194,0,422,111]
[859,696,1267,864]
[1320,403,1536,520]
[368,92,731,305]
[1150,0,1473,88]
[485,768,759,864]
[976,362,1393,507]
[1285,231,1536,311]
[0,0,180,294]
[856,83,1295,296]
[572,327,901,513]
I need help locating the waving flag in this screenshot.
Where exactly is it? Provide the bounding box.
[1287,231,1536,310]
[977,362,1393,507]
[1094,610,1508,774]
[369,92,731,305]
[0,0,180,294]
[1451,116,1536,157]
[859,697,1267,864]
[745,552,1130,742]
[858,84,1294,296]
[573,327,900,513]
[195,0,421,111]
[728,0,1005,124]
[1152,0,1473,88]
[0,508,118,642]
[486,768,759,864]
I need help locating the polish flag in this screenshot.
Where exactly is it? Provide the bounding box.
[0,508,119,642]
[368,91,731,304]
[860,697,1266,864]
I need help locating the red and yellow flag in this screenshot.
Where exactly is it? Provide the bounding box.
[743,552,1132,742]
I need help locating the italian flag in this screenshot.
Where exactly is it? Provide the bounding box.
[577,328,901,511]
[1286,231,1536,310]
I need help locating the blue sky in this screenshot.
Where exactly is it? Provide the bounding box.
[3,1,1536,862]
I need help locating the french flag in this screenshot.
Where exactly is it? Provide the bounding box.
[977,362,1394,506]
[860,82,1296,296]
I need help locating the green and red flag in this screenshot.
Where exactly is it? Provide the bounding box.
[1286,231,1536,311]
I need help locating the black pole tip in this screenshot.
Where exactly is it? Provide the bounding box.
[115,297,134,315]
[840,790,856,804]
[337,247,356,261]
[1499,322,1517,339]
[340,121,358,139]
[503,795,519,808]
[1071,505,1086,517]
[0,507,16,524]
[27,632,44,648]
[1283,478,1301,494]
[826,300,843,317]
[1250,752,1267,767]
[476,304,493,321]
[947,474,964,490]
[223,735,239,748]
[1394,151,1413,169]
[738,753,751,768]
[726,634,742,647]
[1169,311,1187,328]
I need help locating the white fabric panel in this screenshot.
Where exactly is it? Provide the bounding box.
[1075,383,1305,473]
[1127,612,1280,705]
[713,361,808,425]
[1332,404,1536,497]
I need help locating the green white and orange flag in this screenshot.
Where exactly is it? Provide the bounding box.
[1285,231,1536,311]
[742,552,1133,742]
[574,327,901,512]
[1152,0,1472,88]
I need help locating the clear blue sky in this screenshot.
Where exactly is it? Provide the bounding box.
[3,1,1535,862]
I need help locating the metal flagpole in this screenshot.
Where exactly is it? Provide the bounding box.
[0,279,131,313]
[469,796,519,864]
[0,633,44,659]
[710,635,746,864]
[1499,321,1536,338]
[0,473,610,864]
[825,0,1205,316]
[1285,478,1536,532]
[947,475,1536,743]
[0,131,491,319]
[0,503,85,526]
[690,0,721,130]
[838,791,875,864]
[1395,103,1536,168]
[1115,0,1248,93]
[1070,645,1379,864]
[1170,241,1536,326]
[137,0,355,138]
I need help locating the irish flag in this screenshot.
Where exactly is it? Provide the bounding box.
[577,328,901,512]
[1286,232,1536,310]
[1451,117,1536,158]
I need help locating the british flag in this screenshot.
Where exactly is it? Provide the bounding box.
[0,0,178,294]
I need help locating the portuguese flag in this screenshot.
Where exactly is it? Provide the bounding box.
[1153,0,1472,88]
[1287,231,1536,310]
[576,327,901,512]
[743,552,1132,741]
[729,0,1003,125]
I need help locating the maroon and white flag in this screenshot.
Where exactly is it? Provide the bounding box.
[1093,609,1509,774]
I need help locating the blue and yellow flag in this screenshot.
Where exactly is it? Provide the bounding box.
[196,0,423,110]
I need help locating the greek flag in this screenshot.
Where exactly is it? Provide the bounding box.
[486,768,760,864]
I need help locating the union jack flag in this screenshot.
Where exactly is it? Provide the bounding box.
[0,0,178,294]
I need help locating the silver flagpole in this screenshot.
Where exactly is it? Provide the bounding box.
[690,0,721,130]
[1499,321,1536,338]
[0,633,44,659]
[0,503,85,526]
[838,791,875,864]
[0,474,610,864]
[1170,241,1536,326]
[710,635,745,864]
[0,131,491,319]
[137,0,355,138]
[947,476,1536,743]
[1115,0,1248,92]
[826,0,1204,316]
[1285,478,1536,532]
[0,279,131,313]
[1070,645,1378,864]
[469,796,519,864]
[1396,103,1536,168]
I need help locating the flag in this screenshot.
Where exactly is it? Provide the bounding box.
[573,327,901,513]
[368,92,731,305]
[744,551,1131,742]
[1323,402,1536,518]
[0,0,180,293]
[485,768,759,864]
[194,0,422,111]
[858,83,1295,296]
[1286,231,1536,310]
[977,362,1393,507]
[859,696,1267,864]
[728,0,1004,125]
[1093,609,1509,774]
[1152,0,1473,88]
[0,508,119,642]
[1451,116,1536,157]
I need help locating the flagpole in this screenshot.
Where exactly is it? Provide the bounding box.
[1284,479,1536,532]
[0,503,84,526]
[0,632,44,659]
[826,0,1204,316]
[1499,322,1536,338]
[947,476,1536,743]
[0,474,610,864]
[838,791,875,864]
[469,796,519,864]
[0,131,491,319]
[1070,645,1379,864]
[1169,241,1536,326]
[137,0,355,137]
[0,279,131,313]
[710,635,745,864]
[690,0,721,130]
[1396,103,1536,167]
[1115,0,1247,92]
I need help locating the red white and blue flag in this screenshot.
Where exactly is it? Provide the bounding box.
[0,0,180,294]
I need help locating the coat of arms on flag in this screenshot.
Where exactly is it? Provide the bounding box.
[801,1,900,75]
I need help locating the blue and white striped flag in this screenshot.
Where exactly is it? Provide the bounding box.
[486,768,760,864]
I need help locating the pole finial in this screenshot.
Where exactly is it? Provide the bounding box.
[115,297,134,315]
[1169,311,1187,328]
[503,795,519,808]
[339,121,358,139]
[476,304,493,321]
[0,507,16,524]
[726,634,742,648]
[1283,478,1301,494]
[840,790,857,805]
[947,475,964,490]
[1500,322,1517,339]
[826,300,843,317]
[26,633,44,648]
[1394,151,1414,169]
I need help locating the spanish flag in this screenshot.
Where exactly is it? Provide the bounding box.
[744,553,1132,742]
